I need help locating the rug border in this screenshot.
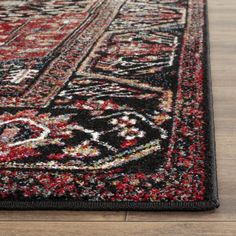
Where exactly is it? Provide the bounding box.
[0,0,219,211]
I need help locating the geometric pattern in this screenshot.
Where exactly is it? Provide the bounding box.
[0,109,168,170]
[0,0,217,209]
[52,75,173,112]
[109,0,186,30]
[80,31,179,77]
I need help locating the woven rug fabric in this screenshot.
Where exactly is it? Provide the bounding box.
[0,0,219,210]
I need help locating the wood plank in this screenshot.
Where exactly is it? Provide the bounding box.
[0,222,235,236]
[0,211,126,222]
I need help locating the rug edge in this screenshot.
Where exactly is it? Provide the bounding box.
[0,199,220,211]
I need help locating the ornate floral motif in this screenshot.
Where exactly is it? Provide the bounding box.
[0,110,79,162]
[0,109,168,171]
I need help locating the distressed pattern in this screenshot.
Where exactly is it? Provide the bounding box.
[0,0,217,209]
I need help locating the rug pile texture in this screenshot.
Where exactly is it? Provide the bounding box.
[0,0,219,210]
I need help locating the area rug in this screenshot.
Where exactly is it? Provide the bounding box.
[0,0,219,210]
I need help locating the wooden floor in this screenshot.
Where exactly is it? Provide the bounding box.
[0,0,236,235]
